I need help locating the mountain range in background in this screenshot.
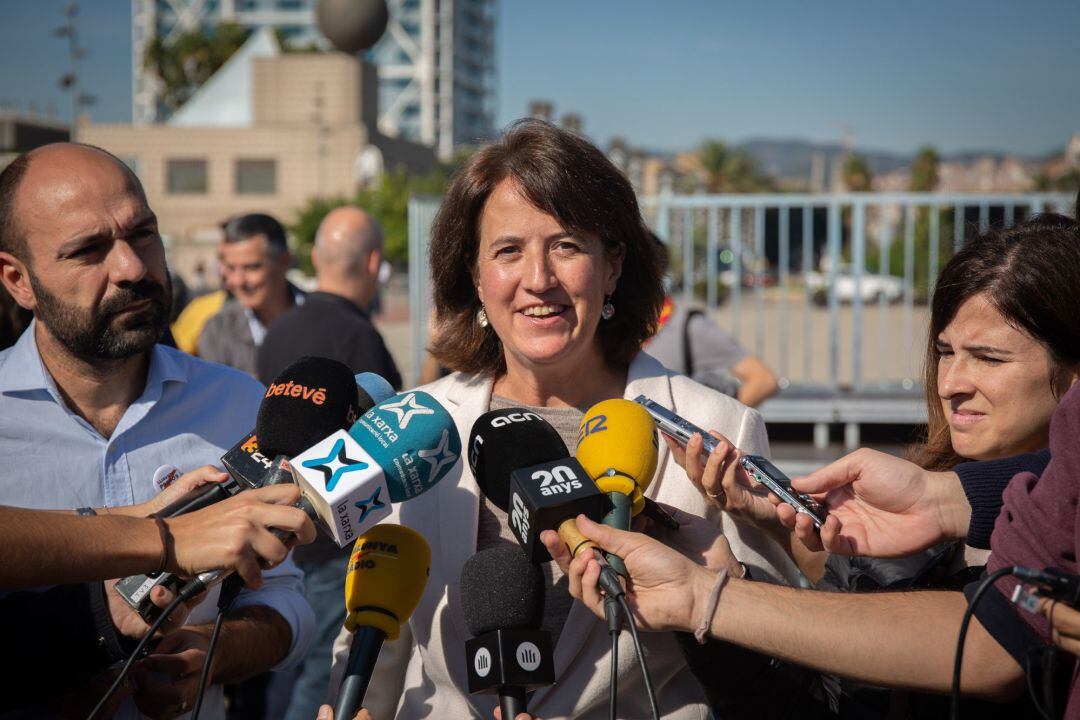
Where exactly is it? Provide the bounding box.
[733,137,1060,182]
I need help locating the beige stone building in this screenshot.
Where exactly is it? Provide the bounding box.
[82,31,436,278]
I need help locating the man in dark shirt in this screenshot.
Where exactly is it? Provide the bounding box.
[257,206,402,720]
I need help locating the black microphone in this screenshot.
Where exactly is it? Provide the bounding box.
[153,357,369,518]
[462,546,554,720]
[468,408,569,513]
[116,357,365,621]
[468,408,619,591]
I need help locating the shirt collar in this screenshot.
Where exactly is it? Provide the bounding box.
[242,284,306,346]
[0,319,188,396]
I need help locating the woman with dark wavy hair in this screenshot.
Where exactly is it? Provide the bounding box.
[328,119,803,720]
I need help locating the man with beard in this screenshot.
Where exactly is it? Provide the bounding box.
[0,143,314,719]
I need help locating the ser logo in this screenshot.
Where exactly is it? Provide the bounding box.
[509,492,530,540]
[474,647,492,678]
[533,465,582,496]
[578,414,607,442]
[491,411,542,428]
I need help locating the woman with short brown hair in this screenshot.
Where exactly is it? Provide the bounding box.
[329,119,802,719]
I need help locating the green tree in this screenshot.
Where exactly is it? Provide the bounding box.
[696,139,776,193]
[842,153,873,192]
[909,146,939,192]
[290,167,453,271]
[142,23,250,112]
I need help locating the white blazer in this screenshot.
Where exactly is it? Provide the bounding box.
[329,352,801,720]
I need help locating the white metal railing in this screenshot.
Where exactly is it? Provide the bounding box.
[408,192,1075,394]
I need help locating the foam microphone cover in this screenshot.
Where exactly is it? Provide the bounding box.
[355,372,395,411]
[256,356,362,457]
[577,398,659,514]
[344,523,431,639]
[461,545,545,636]
[468,409,569,512]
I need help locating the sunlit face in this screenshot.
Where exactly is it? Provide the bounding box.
[220,235,289,312]
[475,179,621,374]
[10,147,170,360]
[936,293,1071,460]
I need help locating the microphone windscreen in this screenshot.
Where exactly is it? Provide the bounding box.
[461,545,544,636]
[355,372,395,411]
[348,391,462,503]
[344,524,431,640]
[577,399,659,512]
[256,356,361,457]
[468,408,569,512]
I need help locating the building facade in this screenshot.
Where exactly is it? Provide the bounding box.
[86,45,436,278]
[132,0,496,158]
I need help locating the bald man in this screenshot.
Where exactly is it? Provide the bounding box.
[0,143,313,718]
[256,207,402,720]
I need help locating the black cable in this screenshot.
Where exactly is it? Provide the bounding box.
[1043,601,1058,720]
[190,575,244,720]
[950,566,1018,720]
[605,596,621,720]
[86,591,190,720]
[618,593,660,720]
[190,609,226,720]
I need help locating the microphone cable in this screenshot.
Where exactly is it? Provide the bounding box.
[604,596,621,720]
[190,574,245,720]
[87,583,201,720]
[950,565,1019,720]
[618,593,660,720]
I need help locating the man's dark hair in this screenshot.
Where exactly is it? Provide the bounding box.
[222,213,289,258]
[0,143,143,260]
[0,152,36,259]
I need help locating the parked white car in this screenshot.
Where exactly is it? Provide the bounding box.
[806,267,904,305]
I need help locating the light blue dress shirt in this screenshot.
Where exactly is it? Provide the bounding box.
[0,322,315,720]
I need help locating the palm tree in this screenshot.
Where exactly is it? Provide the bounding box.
[909,146,939,192]
[842,153,873,192]
[696,139,776,193]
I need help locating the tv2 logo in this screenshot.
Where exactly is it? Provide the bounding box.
[533,465,582,497]
[579,414,607,442]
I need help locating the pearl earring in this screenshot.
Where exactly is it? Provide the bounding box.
[477,306,489,328]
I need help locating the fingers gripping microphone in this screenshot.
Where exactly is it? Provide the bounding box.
[468,409,606,562]
[290,390,462,547]
[577,399,659,577]
[116,357,365,620]
[462,546,554,720]
[335,524,431,720]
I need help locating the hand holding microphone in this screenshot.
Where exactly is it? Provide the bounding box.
[468,409,612,567]
[577,399,659,577]
[165,483,316,588]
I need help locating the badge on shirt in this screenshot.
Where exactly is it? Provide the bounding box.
[153,465,181,493]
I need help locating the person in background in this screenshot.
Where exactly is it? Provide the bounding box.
[172,236,229,356]
[199,213,304,376]
[258,205,402,720]
[646,235,779,407]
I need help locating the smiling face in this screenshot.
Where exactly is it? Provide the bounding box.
[936,293,1070,460]
[475,178,621,376]
[220,234,290,313]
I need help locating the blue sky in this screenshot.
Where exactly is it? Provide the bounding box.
[2,0,1077,157]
